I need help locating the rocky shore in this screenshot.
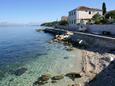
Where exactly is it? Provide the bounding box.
[81,50,115,86]
[41,28,115,86]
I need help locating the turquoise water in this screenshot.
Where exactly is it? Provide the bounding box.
[0,26,81,86]
[0,26,53,71]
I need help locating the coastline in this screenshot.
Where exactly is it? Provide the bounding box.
[41,27,115,86]
[1,26,115,86]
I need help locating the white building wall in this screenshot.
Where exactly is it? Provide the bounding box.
[68,9,102,25]
[78,10,101,19]
[68,9,77,26]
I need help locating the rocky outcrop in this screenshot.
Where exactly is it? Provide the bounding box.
[81,50,115,86]
[86,60,115,86]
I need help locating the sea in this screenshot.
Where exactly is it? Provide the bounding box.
[0,26,81,86]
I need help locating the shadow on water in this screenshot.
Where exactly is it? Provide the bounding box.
[85,60,115,86]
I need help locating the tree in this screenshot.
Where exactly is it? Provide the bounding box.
[59,20,68,26]
[105,10,115,19]
[105,10,115,23]
[92,13,102,24]
[102,2,107,15]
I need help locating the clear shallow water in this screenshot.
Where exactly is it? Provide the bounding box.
[0,26,52,71]
[0,26,81,86]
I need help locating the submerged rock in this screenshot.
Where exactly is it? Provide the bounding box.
[65,72,82,81]
[33,74,50,85]
[64,56,69,59]
[33,80,48,86]
[40,75,50,81]
[51,80,57,83]
[14,67,27,76]
[66,47,73,51]
[51,75,64,80]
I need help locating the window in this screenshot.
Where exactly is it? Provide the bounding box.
[89,11,91,14]
[74,19,76,24]
[74,11,76,15]
[70,21,72,24]
[69,12,72,16]
[72,11,73,15]
[69,12,71,16]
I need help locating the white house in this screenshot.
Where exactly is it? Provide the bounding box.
[68,6,102,26]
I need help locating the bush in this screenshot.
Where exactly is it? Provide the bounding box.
[59,20,68,26]
[105,10,115,19]
[92,13,110,24]
[92,13,102,24]
[41,21,59,27]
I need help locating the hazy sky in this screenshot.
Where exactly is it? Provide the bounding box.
[0,0,114,24]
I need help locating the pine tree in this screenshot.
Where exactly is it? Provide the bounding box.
[102,2,107,15]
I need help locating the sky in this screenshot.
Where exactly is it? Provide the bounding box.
[0,0,114,24]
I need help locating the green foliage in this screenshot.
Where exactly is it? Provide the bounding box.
[102,2,107,15]
[91,2,115,24]
[92,13,108,24]
[41,21,59,27]
[59,20,68,25]
[92,13,102,24]
[41,20,68,27]
[105,10,115,19]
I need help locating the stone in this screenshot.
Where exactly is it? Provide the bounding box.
[14,67,27,76]
[40,75,50,81]
[48,40,54,44]
[66,47,73,51]
[51,75,64,80]
[9,78,14,82]
[65,72,82,81]
[72,83,81,86]
[33,80,48,85]
[64,57,69,59]
[102,56,114,62]
[51,80,57,83]
[66,31,73,35]
[33,74,50,86]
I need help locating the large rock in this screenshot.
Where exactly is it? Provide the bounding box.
[40,75,50,81]
[51,75,64,80]
[33,74,50,85]
[65,72,82,81]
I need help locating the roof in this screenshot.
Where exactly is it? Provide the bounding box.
[77,6,102,11]
[61,16,68,18]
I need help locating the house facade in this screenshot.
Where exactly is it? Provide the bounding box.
[68,6,102,25]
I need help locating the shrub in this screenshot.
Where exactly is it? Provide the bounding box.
[59,20,68,26]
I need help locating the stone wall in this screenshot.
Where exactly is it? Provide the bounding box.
[71,32,115,49]
[62,24,115,35]
[87,24,115,35]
